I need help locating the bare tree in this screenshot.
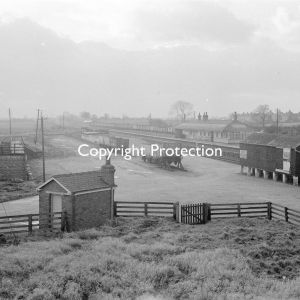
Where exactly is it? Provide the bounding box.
[170,101,193,121]
[252,105,271,128]
[80,111,91,120]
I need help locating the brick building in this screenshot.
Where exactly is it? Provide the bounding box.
[37,159,116,231]
[0,137,27,180]
[174,113,253,144]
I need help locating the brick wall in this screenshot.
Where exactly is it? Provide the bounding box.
[39,190,51,230]
[39,181,67,230]
[73,190,112,230]
[0,155,27,180]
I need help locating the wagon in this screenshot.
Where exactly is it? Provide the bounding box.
[240,133,300,185]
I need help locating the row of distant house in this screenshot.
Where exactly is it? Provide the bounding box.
[174,112,300,144]
[93,113,300,145]
[174,113,251,144]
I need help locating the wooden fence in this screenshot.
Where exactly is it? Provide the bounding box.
[209,202,270,219]
[0,144,25,155]
[1,202,299,236]
[180,202,270,224]
[114,201,177,218]
[0,212,62,235]
[271,203,300,225]
[180,202,300,225]
[113,201,300,226]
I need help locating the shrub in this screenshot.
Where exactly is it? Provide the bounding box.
[27,288,54,300]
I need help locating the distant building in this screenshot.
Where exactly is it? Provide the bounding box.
[37,159,116,231]
[265,122,300,136]
[0,136,28,180]
[174,113,253,144]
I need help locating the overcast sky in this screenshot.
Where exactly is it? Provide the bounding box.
[0,0,300,118]
[1,0,300,51]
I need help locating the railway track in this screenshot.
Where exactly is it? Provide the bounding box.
[108,129,241,165]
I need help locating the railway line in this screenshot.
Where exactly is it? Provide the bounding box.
[107,129,241,164]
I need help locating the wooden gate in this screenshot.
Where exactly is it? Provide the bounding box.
[180,203,209,224]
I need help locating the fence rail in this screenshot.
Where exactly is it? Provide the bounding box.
[209,202,270,219]
[0,145,25,155]
[0,212,62,235]
[271,203,300,225]
[1,201,299,236]
[113,201,300,226]
[114,201,177,218]
[180,202,300,225]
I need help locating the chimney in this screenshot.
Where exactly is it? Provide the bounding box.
[100,157,115,186]
[233,112,238,121]
[204,112,208,121]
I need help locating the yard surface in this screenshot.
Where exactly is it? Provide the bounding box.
[0,217,300,299]
[0,181,37,203]
[1,134,300,216]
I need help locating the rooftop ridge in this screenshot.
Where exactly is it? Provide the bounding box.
[53,170,102,178]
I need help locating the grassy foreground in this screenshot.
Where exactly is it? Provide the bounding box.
[0,217,300,300]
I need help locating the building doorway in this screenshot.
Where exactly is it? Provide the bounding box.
[49,194,62,229]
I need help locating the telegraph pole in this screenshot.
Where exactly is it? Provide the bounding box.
[34,109,40,144]
[41,112,46,182]
[8,108,12,140]
[276,108,279,135]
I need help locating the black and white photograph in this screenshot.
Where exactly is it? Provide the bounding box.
[0,0,300,299]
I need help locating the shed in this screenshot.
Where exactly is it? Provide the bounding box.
[37,160,116,231]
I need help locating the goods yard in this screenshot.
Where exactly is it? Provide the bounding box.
[2,132,300,218]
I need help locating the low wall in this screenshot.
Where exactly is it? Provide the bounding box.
[0,155,27,180]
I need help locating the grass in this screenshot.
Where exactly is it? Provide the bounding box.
[0,217,300,299]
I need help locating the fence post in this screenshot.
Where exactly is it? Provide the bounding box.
[237,204,241,217]
[113,202,117,217]
[207,203,211,221]
[285,207,289,222]
[267,202,272,220]
[202,203,206,224]
[28,215,33,234]
[173,203,176,220]
[144,203,148,217]
[173,202,179,222]
[203,203,210,224]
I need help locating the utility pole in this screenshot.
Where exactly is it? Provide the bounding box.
[62,112,65,130]
[41,112,46,182]
[276,108,279,135]
[8,108,12,140]
[34,109,40,144]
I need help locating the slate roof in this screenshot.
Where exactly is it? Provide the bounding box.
[243,133,277,145]
[243,133,300,148]
[39,171,113,194]
[175,120,250,132]
[268,135,300,148]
